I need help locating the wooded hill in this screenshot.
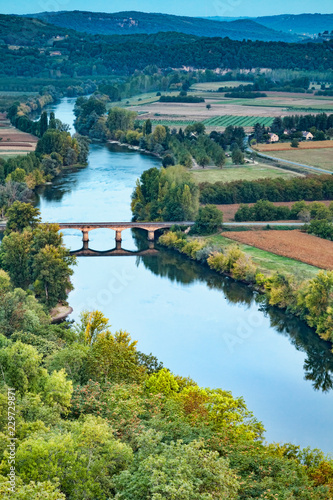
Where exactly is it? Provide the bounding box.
[0,15,332,78]
[24,10,302,42]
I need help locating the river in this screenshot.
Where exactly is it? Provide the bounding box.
[36,97,333,452]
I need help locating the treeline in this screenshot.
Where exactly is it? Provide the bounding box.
[159,95,204,103]
[159,230,333,345]
[235,200,333,222]
[1,15,333,78]
[224,91,267,98]
[306,219,333,241]
[200,175,333,204]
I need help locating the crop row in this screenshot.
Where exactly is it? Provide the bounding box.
[203,115,274,127]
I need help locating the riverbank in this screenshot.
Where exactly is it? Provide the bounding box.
[158,230,333,347]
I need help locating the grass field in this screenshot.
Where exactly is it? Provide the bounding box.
[191,164,298,183]
[203,115,274,127]
[255,140,333,152]
[207,234,320,280]
[264,148,333,172]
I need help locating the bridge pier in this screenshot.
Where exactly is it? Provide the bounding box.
[147,230,155,241]
[115,240,122,250]
[82,229,90,243]
[115,230,123,242]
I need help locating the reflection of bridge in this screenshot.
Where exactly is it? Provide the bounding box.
[72,240,159,257]
[56,221,194,244]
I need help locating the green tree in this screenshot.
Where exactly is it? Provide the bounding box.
[114,431,239,499]
[0,230,33,288]
[107,107,137,134]
[86,330,144,383]
[143,119,152,135]
[232,147,245,164]
[291,138,299,148]
[0,341,45,395]
[32,245,76,307]
[5,201,41,234]
[193,205,223,235]
[39,111,48,137]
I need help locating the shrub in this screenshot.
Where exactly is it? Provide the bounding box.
[192,205,223,235]
[231,255,257,283]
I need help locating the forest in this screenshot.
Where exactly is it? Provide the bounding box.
[0,15,333,79]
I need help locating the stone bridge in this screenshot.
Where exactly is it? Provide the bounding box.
[0,221,194,244]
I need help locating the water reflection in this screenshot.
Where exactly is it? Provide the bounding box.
[134,236,333,394]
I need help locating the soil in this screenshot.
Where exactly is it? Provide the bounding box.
[221,230,333,270]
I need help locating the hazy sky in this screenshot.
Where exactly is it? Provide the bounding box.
[1,0,332,17]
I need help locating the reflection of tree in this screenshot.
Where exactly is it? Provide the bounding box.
[137,234,333,393]
[260,305,333,392]
[35,171,80,203]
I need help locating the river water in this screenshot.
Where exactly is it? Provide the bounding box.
[35,97,333,452]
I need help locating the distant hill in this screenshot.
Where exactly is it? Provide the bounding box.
[205,13,333,37]
[23,10,302,42]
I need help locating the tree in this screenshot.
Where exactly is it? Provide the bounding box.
[0,341,45,395]
[232,147,245,164]
[193,205,223,235]
[39,111,48,137]
[206,103,212,110]
[86,330,144,383]
[5,201,41,234]
[162,154,175,168]
[143,119,152,135]
[0,230,33,288]
[32,245,76,307]
[114,433,239,500]
[291,138,299,148]
[107,107,137,134]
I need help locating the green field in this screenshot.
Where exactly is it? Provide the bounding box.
[267,148,333,172]
[203,115,274,127]
[207,234,320,280]
[139,119,196,127]
[191,164,297,183]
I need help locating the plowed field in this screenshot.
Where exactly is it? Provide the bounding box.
[221,230,333,270]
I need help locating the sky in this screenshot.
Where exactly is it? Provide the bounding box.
[0,0,332,17]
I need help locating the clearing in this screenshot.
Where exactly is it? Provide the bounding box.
[219,230,333,271]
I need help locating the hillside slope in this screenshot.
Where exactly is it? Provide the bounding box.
[24,10,301,42]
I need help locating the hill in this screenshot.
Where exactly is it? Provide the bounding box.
[23,10,302,42]
[205,13,333,37]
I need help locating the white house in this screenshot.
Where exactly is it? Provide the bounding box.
[268,133,279,143]
[302,131,313,140]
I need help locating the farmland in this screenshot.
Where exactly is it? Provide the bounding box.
[0,115,37,156]
[263,148,333,172]
[207,233,321,279]
[220,230,333,271]
[203,115,273,127]
[191,163,299,183]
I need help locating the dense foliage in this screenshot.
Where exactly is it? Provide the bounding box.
[0,203,76,307]
[234,200,333,222]
[131,166,199,221]
[1,15,333,78]
[200,175,333,204]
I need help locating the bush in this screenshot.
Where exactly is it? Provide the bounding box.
[305,219,333,241]
[231,254,257,283]
[192,205,223,235]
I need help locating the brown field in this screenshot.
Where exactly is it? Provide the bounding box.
[221,230,333,270]
[216,200,332,222]
[254,141,333,152]
[0,124,37,155]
